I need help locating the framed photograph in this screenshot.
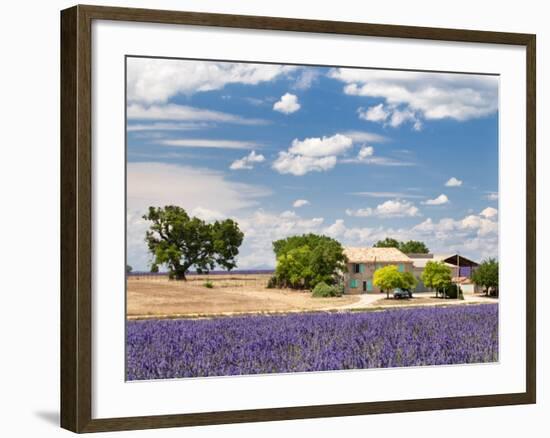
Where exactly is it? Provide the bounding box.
[60,4,536,433]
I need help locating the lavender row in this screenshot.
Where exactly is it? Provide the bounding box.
[126,304,498,380]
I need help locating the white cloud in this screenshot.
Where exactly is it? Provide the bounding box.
[358,103,422,130]
[480,207,498,219]
[127,58,297,104]
[485,192,499,201]
[230,151,265,170]
[358,103,389,122]
[190,207,226,222]
[342,130,388,144]
[127,103,266,125]
[445,177,463,187]
[127,162,270,214]
[233,207,499,268]
[235,210,325,268]
[272,134,354,176]
[272,152,338,176]
[346,199,420,218]
[273,93,301,114]
[329,68,498,126]
[127,122,208,132]
[413,211,498,239]
[293,69,320,90]
[293,199,310,208]
[389,107,422,130]
[357,146,374,160]
[274,133,412,175]
[289,134,353,157]
[161,139,261,149]
[351,191,425,199]
[423,194,449,205]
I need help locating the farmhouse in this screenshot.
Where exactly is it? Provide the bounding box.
[407,253,479,293]
[343,247,413,294]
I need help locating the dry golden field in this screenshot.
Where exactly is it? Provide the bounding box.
[126,274,359,318]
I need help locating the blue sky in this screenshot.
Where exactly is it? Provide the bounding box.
[126,57,499,271]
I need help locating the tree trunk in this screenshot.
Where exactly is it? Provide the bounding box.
[386,289,389,299]
[171,264,188,281]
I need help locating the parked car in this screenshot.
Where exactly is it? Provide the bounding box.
[393,288,413,299]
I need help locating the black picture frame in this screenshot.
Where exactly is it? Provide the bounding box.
[61,4,536,433]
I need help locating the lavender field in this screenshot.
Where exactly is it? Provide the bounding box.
[126,304,498,380]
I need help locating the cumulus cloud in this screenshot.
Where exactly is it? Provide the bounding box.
[423,194,449,205]
[358,103,389,122]
[273,93,301,114]
[234,208,498,268]
[358,103,422,130]
[230,151,265,170]
[127,58,297,104]
[346,199,420,218]
[445,177,463,187]
[127,103,267,125]
[329,68,498,128]
[293,199,310,208]
[357,146,375,160]
[485,192,499,201]
[273,132,413,175]
[293,69,320,90]
[272,134,353,176]
[289,134,353,157]
[480,207,498,219]
[272,152,337,176]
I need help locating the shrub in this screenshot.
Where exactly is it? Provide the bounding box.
[441,283,462,299]
[266,275,279,289]
[203,280,214,289]
[312,281,342,298]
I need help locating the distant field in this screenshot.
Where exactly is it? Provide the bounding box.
[126,274,359,318]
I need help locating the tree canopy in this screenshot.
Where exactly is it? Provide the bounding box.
[373,237,401,249]
[143,205,243,280]
[273,233,346,289]
[421,261,452,295]
[373,265,417,299]
[472,258,499,296]
[399,240,430,254]
[373,237,429,254]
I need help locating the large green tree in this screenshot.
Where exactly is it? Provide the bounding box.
[373,237,429,254]
[421,261,452,296]
[472,258,499,296]
[373,237,401,249]
[373,265,409,299]
[143,206,243,280]
[399,240,430,254]
[273,234,346,289]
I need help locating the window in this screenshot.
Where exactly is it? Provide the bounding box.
[359,264,366,273]
[350,279,358,288]
[353,263,360,273]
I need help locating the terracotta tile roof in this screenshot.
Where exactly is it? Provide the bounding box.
[343,247,412,263]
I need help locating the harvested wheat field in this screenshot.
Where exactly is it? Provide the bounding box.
[127,274,359,318]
